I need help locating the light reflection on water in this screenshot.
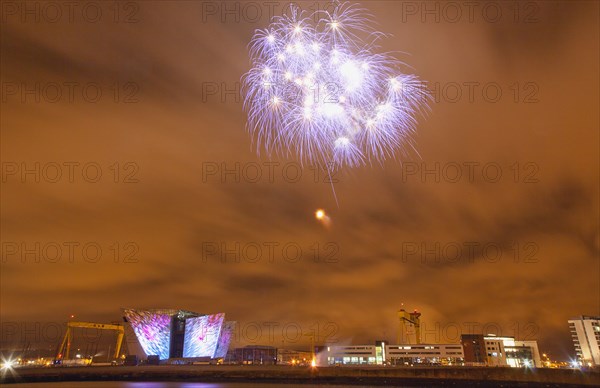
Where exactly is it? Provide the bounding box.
[8,383,402,388]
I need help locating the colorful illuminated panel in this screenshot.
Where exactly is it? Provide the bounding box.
[215,321,235,358]
[123,309,173,360]
[183,313,224,358]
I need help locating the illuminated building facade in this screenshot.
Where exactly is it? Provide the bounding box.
[569,315,600,367]
[215,321,236,359]
[323,342,463,366]
[483,335,541,368]
[122,309,234,361]
[323,338,540,367]
[325,345,379,365]
[386,344,464,366]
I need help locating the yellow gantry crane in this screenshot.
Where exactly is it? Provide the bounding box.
[55,321,124,362]
[398,308,422,345]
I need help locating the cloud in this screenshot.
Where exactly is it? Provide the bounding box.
[1,1,598,360]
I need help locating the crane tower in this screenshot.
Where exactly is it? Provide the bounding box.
[397,308,421,345]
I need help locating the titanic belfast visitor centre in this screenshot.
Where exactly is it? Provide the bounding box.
[122,309,235,361]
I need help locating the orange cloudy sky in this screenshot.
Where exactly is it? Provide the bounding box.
[1,1,598,359]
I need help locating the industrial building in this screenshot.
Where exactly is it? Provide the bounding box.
[122,309,235,362]
[224,345,277,365]
[277,348,313,365]
[568,315,600,367]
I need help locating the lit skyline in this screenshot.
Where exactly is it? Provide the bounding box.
[1,1,599,362]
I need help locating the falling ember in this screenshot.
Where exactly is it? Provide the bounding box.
[315,209,325,220]
[315,209,331,227]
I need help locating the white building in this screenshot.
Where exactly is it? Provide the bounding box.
[568,316,600,367]
[516,340,541,368]
[323,337,540,368]
[386,344,464,366]
[324,345,379,365]
[483,335,541,368]
[323,342,464,366]
[483,336,507,366]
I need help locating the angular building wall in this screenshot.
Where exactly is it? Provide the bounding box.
[215,321,236,358]
[183,313,224,358]
[123,309,175,360]
[123,321,147,359]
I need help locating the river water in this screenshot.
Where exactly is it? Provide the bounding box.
[10,383,413,388]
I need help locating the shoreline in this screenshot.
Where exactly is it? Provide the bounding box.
[2,365,599,386]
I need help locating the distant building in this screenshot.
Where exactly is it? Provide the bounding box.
[516,340,542,368]
[569,316,600,367]
[483,336,508,366]
[386,343,464,366]
[323,342,463,366]
[325,344,379,365]
[277,348,313,365]
[483,335,541,368]
[461,334,487,366]
[226,345,277,365]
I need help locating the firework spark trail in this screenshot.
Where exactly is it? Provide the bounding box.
[243,1,429,171]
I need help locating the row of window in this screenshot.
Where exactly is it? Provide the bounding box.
[327,356,377,365]
[388,346,462,350]
[387,351,463,355]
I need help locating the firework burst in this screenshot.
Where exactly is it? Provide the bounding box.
[243,2,429,169]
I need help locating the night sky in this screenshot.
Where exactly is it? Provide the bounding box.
[1,1,598,360]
